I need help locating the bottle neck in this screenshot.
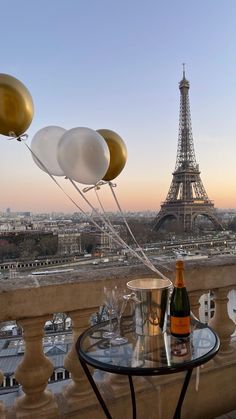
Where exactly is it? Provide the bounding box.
[174,268,185,288]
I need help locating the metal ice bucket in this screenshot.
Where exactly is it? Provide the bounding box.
[127,277,172,336]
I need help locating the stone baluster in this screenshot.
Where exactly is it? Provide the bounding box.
[14,316,58,418]
[104,370,130,397]
[208,287,235,355]
[63,307,96,411]
[189,290,203,320]
[0,370,6,419]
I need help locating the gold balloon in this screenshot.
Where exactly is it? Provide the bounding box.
[0,73,34,136]
[97,129,127,181]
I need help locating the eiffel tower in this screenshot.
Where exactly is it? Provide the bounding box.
[153,65,223,233]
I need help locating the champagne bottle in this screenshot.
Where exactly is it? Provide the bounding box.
[170,260,190,338]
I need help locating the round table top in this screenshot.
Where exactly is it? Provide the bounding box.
[76,317,220,376]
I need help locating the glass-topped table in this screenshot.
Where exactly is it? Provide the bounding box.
[76,317,220,419]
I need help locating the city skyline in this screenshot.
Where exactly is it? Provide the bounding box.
[0,1,236,213]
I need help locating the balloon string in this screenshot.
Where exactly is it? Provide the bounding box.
[20,138,168,278]
[95,186,162,273]
[107,184,173,273]
[8,132,29,142]
[94,188,112,226]
[108,182,162,272]
[83,180,116,193]
[72,179,130,252]
[69,179,168,278]
[70,179,145,261]
[93,187,151,266]
[21,139,167,276]
[22,142,145,252]
[93,183,172,273]
[86,180,157,269]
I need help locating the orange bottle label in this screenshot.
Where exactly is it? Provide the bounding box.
[170,316,190,335]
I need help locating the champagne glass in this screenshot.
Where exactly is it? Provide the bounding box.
[111,287,128,345]
[103,286,116,339]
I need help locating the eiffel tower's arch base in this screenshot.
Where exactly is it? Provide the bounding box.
[153,205,224,233]
[193,212,224,231]
[153,213,178,232]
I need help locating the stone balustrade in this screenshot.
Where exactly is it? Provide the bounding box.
[0,256,235,418]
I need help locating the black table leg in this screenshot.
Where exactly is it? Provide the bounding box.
[173,368,193,419]
[79,357,112,419]
[128,375,136,419]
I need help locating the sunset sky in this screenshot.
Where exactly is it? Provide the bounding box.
[0,1,236,213]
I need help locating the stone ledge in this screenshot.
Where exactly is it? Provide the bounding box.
[0,257,235,321]
[0,255,236,291]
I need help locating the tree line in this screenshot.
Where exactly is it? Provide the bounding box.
[0,233,58,261]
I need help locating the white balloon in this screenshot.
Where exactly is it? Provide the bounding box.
[31,126,66,176]
[57,127,110,185]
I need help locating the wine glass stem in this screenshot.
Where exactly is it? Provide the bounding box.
[117,316,121,336]
[108,309,113,332]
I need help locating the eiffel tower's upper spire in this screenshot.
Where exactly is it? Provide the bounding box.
[175,64,195,171]
[179,63,190,89]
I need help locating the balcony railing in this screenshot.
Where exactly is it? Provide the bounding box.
[0,257,235,418]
